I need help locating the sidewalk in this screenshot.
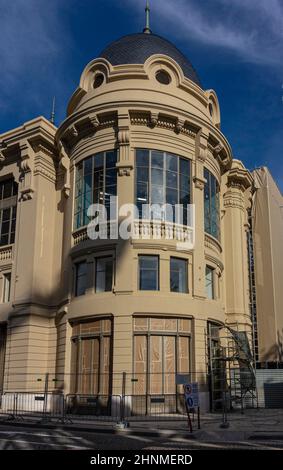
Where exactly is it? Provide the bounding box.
[1,409,283,442]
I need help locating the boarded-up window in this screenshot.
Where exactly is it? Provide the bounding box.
[71,318,112,395]
[133,317,191,395]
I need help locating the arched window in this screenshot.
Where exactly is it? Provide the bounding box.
[204,169,220,240]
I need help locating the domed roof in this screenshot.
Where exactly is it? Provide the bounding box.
[99,33,202,88]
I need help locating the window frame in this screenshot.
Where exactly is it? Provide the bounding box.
[135,149,191,225]
[138,255,160,291]
[204,168,220,240]
[74,150,118,231]
[205,265,215,300]
[74,261,87,297]
[2,273,11,303]
[95,256,113,293]
[170,257,188,293]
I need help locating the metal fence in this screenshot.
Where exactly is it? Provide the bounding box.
[0,369,282,425]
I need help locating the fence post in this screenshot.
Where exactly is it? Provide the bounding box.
[115,371,129,429]
[42,373,49,422]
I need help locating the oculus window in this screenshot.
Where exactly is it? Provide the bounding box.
[74,151,117,230]
[135,150,191,224]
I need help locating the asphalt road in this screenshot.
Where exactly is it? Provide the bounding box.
[0,424,283,451]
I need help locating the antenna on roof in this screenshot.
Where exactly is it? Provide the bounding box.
[143,0,152,34]
[50,96,56,125]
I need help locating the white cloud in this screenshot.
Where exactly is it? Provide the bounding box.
[126,0,283,66]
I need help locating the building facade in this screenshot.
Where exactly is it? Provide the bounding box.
[0,25,274,412]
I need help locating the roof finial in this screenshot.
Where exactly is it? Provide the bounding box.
[143,0,152,34]
[50,96,56,125]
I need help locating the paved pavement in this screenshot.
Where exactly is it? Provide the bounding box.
[0,409,283,450]
[0,424,283,450]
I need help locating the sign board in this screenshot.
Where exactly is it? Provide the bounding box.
[176,374,190,385]
[184,383,199,409]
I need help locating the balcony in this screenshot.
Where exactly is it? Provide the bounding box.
[73,220,194,247]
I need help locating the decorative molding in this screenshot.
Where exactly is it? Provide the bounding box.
[19,140,35,201]
[117,166,132,177]
[149,112,159,128]
[193,176,206,190]
[204,234,222,255]
[118,129,130,146]
[198,148,207,162]
[0,141,7,168]
[58,141,70,198]
[130,111,196,138]
[227,166,253,192]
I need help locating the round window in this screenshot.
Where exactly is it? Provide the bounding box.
[93,73,105,89]
[156,70,171,85]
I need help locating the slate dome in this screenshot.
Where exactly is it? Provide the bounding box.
[99,33,202,88]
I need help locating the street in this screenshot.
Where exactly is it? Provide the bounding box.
[0,424,282,451]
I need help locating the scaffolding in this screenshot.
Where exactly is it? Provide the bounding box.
[206,322,258,413]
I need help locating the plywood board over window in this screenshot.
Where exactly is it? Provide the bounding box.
[70,318,112,395]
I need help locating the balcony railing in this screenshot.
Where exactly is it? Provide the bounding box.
[73,220,194,247]
[0,244,13,262]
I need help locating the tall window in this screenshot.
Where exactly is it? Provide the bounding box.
[74,262,87,297]
[170,258,188,293]
[74,151,117,230]
[2,273,11,303]
[95,257,113,292]
[204,169,220,240]
[205,266,215,299]
[136,150,191,224]
[71,319,112,395]
[139,255,159,291]
[133,317,191,395]
[0,179,18,246]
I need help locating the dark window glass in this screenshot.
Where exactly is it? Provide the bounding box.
[139,256,159,291]
[204,169,220,240]
[156,70,171,85]
[205,266,214,299]
[95,257,113,293]
[74,151,117,229]
[75,262,87,297]
[93,73,104,89]
[170,258,188,293]
[135,150,191,224]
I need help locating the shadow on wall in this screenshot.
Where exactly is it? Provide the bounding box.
[261,328,283,363]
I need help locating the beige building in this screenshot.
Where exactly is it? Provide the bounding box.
[0,14,281,413]
[252,168,283,363]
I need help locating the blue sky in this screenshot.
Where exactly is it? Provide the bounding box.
[0,0,282,192]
